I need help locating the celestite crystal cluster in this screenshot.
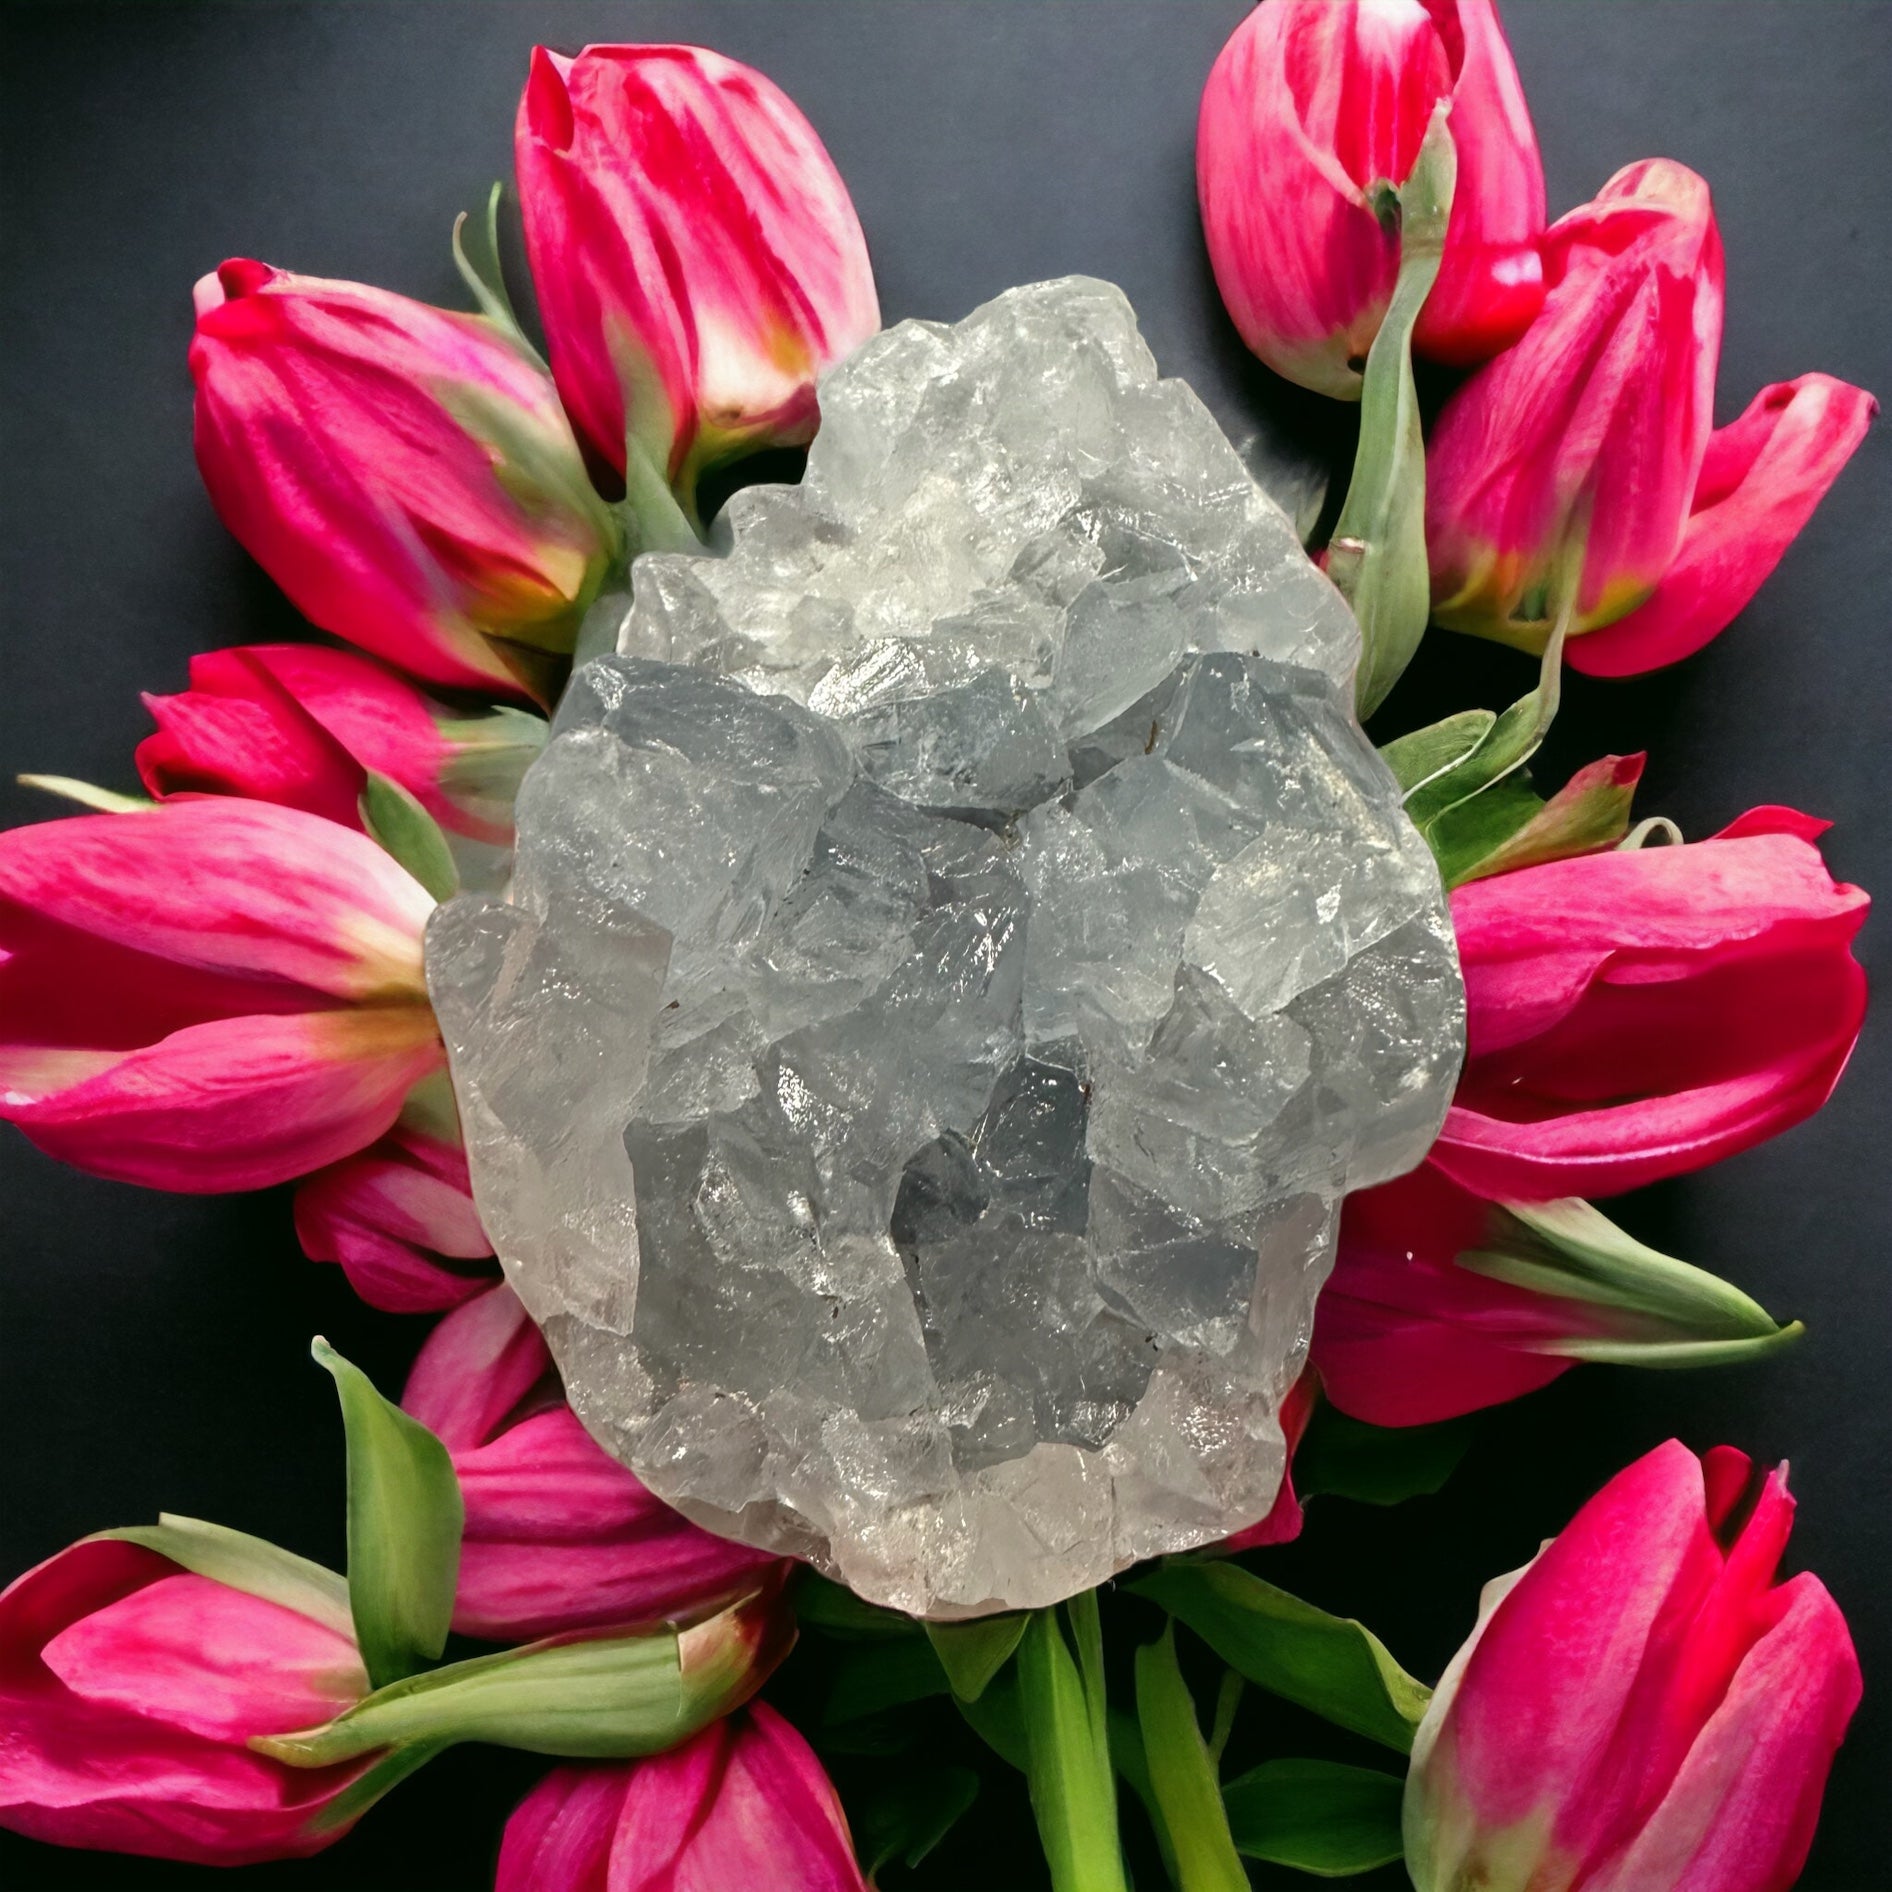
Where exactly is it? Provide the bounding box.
[428,279,1464,1617]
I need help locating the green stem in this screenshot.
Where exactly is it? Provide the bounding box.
[1017,1603,1130,1892]
[1329,103,1457,719]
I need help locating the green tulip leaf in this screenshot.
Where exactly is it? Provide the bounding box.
[794,1571,924,1641]
[855,1765,982,1876]
[1464,1197,1804,1365]
[956,1662,1029,1772]
[452,181,546,370]
[1378,708,1497,797]
[93,1514,352,1639]
[1018,1599,1130,1892]
[1434,753,1643,888]
[1223,1757,1407,1877]
[1331,105,1457,719]
[1133,1562,1429,1753]
[312,1338,463,1690]
[359,771,460,903]
[1134,1626,1248,1892]
[927,1612,1030,1702]
[1294,1407,1476,1508]
[819,1634,951,1725]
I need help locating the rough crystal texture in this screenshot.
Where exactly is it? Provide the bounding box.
[428,279,1464,1617]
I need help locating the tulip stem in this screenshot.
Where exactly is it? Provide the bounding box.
[1017,1599,1130,1892]
[1331,102,1457,720]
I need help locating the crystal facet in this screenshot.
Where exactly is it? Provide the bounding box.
[428,279,1464,1617]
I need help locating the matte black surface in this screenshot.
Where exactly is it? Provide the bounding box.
[1,4,1886,1887]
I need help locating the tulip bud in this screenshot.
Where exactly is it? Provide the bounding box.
[138,644,547,846]
[515,43,880,507]
[1197,0,1545,400]
[294,1125,498,1314]
[497,1704,866,1892]
[1426,160,1724,647]
[0,1534,380,1865]
[190,263,617,701]
[1405,1442,1861,1892]
[1435,805,1868,1200]
[401,1285,786,1640]
[256,1579,795,1766]
[0,798,445,1192]
[1313,1164,1801,1427]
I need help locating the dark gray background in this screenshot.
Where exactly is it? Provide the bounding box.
[1,3,1886,1887]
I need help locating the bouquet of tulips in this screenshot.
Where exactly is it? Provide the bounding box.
[0,8,1876,1889]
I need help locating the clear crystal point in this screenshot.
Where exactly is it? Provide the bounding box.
[428,278,1464,1618]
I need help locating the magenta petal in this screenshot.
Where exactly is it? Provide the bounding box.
[1570,373,1877,676]
[0,798,432,1001]
[294,1129,496,1314]
[1,1008,443,1192]
[496,1761,630,1892]
[41,1574,365,1745]
[402,1281,553,1450]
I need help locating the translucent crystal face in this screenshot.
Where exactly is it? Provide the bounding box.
[428,279,1464,1617]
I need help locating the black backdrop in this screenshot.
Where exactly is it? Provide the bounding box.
[1,4,1887,1888]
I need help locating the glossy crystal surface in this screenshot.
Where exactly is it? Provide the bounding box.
[429,279,1463,1616]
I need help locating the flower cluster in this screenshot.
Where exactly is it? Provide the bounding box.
[0,9,1875,1890]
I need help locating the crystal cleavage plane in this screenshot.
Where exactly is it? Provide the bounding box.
[427,278,1465,1618]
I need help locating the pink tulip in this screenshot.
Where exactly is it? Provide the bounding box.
[190,262,615,702]
[1197,0,1545,400]
[293,1124,498,1313]
[0,798,443,1191]
[1428,160,1725,647]
[515,43,880,502]
[1221,1371,1318,1551]
[0,1538,372,1865]
[1405,1441,1861,1892]
[404,1286,785,1641]
[1312,1166,1575,1425]
[497,1704,865,1892]
[1570,373,1878,677]
[1433,806,1867,1201]
[138,644,547,845]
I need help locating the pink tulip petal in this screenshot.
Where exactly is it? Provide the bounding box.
[1,1007,443,1192]
[402,1281,554,1450]
[138,649,367,829]
[496,1760,629,1892]
[603,1707,865,1892]
[42,1574,366,1745]
[1411,0,1546,364]
[1571,374,1877,676]
[1590,1577,1861,1892]
[294,1128,496,1314]
[451,1407,783,1641]
[0,799,433,1001]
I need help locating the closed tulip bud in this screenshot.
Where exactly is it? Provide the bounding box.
[403,1286,786,1641]
[1405,1441,1861,1892]
[1198,0,1545,400]
[516,43,880,507]
[0,1537,375,1865]
[1313,1166,1802,1427]
[138,644,547,846]
[293,1125,498,1314]
[497,1704,866,1892]
[190,263,617,702]
[1435,807,1867,1201]
[1427,160,1725,647]
[0,798,444,1192]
